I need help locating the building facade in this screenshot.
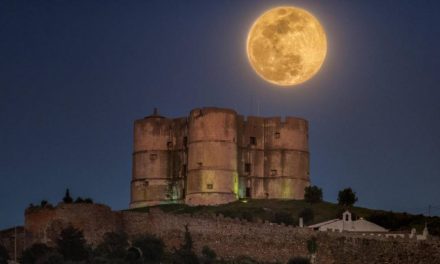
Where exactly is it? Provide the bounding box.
[130,107,310,208]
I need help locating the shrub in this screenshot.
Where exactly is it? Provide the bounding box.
[201,245,216,264]
[22,243,53,264]
[307,237,317,254]
[94,232,129,260]
[272,211,295,226]
[172,225,199,264]
[0,244,9,264]
[85,198,94,204]
[132,234,165,263]
[75,197,85,203]
[233,255,259,264]
[337,188,358,207]
[304,186,323,204]
[298,208,314,225]
[287,257,310,264]
[56,226,89,261]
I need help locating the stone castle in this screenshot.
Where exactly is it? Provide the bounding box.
[130,107,310,208]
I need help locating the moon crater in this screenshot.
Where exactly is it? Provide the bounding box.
[247,7,327,86]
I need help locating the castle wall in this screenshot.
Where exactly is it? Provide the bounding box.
[24,204,121,246]
[20,205,440,264]
[186,108,239,205]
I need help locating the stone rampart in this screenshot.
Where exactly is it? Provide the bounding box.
[18,204,440,263]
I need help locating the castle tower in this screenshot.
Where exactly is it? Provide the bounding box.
[263,117,310,199]
[185,107,239,205]
[130,109,186,208]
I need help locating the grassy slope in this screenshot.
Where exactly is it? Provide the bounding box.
[129,199,438,233]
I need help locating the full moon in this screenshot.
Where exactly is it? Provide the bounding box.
[247,6,327,86]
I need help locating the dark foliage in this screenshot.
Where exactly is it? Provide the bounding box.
[85,198,94,204]
[304,186,323,204]
[132,234,165,263]
[75,197,85,203]
[200,245,216,264]
[21,243,53,264]
[287,257,310,264]
[172,225,199,264]
[271,211,295,226]
[337,188,358,207]
[428,218,440,237]
[0,244,9,264]
[94,232,129,261]
[298,208,314,225]
[56,226,89,261]
[63,189,73,204]
[232,255,259,264]
[307,237,317,254]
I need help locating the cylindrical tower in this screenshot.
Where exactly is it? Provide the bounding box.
[186,107,239,205]
[130,112,174,208]
[263,117,310,199]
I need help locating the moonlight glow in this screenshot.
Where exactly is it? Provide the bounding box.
[247,6,327,86]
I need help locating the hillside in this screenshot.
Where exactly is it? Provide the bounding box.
[129,199,440,236]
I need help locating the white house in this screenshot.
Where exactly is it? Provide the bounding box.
[308,211,388,233]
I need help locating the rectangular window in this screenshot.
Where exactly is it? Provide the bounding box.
[207,184,213,189]
[271,170,277,176]
[183,137,188,147]
[198,162,203,167]
[246,187,251,198]
[245,163,251,173]
[250,136,257,145]
[167,141,173,148]
[275,132,280,139]
[150,153,158,160]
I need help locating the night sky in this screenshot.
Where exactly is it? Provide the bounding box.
[1,0,440,229]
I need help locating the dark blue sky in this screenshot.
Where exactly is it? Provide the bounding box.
[1,0,440,229]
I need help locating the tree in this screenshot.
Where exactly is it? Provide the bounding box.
[304,186,323,204]
[298,208,314,225]
[0,244,9,264]
[172,225,199,264]
[62,189,73,204]
[337,188,358,207]
[21,243,53,264]
[56,226,89,262]
[94,232,129,261]
[132,234,165,263]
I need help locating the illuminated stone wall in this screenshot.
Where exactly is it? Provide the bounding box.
[130,107,310,207]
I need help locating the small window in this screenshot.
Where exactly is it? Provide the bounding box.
[198,162,203,167]
[245,163,251,173]
[270,170,277,176]
[207,184,213,189]
[250,136,257,145]
[183,137,188,147]
[144,181,149,187]
[275,132,280,139]
[150,153,158,160]
[167,141,173,148]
